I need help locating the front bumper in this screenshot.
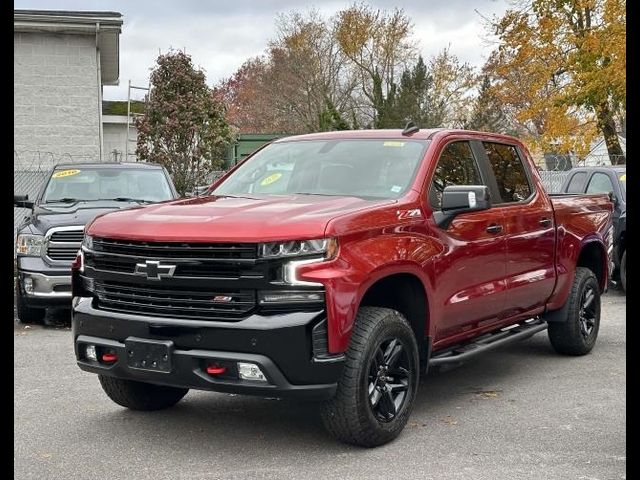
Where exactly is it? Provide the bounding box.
[72,298,344,400]
[16,256,72,306]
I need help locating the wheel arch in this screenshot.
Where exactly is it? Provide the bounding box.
[577,239,608,293]
[357,270,431,369]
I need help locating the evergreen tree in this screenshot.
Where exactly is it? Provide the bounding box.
[465,75,508,133]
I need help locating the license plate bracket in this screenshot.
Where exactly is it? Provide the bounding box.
[125,337,173,373]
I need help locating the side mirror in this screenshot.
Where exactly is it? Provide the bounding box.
[14,194,34,209]
[434,185,491,228]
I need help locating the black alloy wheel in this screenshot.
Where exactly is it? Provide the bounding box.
[367,338,412,422]
[578,285,597,340]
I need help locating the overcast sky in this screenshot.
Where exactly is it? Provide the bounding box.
[15,0,509,101]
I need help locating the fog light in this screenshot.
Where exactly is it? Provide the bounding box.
[237,362,267,382]
[85,344,97,361]
[23,277,34,294]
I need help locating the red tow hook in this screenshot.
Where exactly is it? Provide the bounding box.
[206,364,226,375]
[102,353,118,363]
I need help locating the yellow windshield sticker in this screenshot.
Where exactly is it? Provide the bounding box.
[260,173,282,186]
[619,174,626,181]
[383,141,405,147]
[52,169,81,178]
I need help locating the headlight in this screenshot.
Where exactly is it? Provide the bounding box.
[259,238,338,259]
[16,233,44,256]
[82,234,93,250]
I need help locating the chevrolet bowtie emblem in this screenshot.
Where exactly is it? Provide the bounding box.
[134,260,177,280]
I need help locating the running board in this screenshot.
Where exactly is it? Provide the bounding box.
[429,318,548,367]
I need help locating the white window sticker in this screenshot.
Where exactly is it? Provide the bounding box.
[391,185,402,193]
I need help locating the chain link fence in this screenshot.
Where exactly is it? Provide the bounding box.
[537,170,570,193]
[537,153,625,193]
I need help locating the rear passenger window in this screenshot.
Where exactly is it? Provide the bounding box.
[566,172,588,193]
[483,142,532,203]
[429,141,482,209]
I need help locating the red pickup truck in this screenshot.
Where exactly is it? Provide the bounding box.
[72,128,613,447]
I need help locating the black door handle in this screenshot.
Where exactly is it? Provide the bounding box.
[539,218,552,227]
[486,224,503,234]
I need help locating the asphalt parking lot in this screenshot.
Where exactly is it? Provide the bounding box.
[15,290,625,480]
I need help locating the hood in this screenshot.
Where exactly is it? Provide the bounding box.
[29,200,143,234]
[87,194,397,242]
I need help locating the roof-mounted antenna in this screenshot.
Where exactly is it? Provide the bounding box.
[402,121,420,136]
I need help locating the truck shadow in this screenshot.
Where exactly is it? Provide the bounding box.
[94,334,560,453]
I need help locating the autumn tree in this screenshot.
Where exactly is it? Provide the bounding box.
[485,0,625,160]
[214,57,297,133]
[215,10,357,133]
[268,10,357,131]
[136,51,234,195]
[427,48,477,128]
[335,3,416,127]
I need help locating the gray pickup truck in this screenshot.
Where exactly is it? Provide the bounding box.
[560,166,626,292]
[15,162,178,323]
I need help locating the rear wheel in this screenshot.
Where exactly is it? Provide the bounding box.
[98,375,188,411]
[15,284,45,325]
[320,307,419,447]
[547,267,600,356]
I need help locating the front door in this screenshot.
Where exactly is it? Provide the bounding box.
[426,140,508,343]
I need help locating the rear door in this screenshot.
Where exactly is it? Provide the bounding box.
[478,142,556,317]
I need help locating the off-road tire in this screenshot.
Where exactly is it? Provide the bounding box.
[320,307,419,447]
[547,267,600,356]
[98,375,188,411]
[16,284,45,324]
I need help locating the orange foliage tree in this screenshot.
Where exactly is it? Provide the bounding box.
[485,0,625,160]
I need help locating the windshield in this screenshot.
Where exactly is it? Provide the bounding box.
[618,172,626,199]
[42,167,174,203]
[213,139,429,199]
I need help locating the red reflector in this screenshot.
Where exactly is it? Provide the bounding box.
[102,353,118,363]
[206,365,226,375]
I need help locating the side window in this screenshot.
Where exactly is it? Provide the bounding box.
[566,172,588,193]
[483,142,532,203]
[429,141,482,209]
[586,172,614,194]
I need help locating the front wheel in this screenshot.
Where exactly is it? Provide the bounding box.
[16,284,45,324]
[547,267,601,356]
[320,307,419,447]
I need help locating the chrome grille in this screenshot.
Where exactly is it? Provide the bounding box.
[46,227,84,262]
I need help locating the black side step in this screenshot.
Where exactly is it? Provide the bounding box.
[429,318,548,367]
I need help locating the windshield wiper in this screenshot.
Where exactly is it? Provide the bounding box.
[292,192,340,197]
[103,197,153,204]
[44,198,79,203]
[211,194,260,200]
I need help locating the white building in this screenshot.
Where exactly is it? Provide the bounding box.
[102,100,139,162]
[14,9,123,164]
[583,135,626,166]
